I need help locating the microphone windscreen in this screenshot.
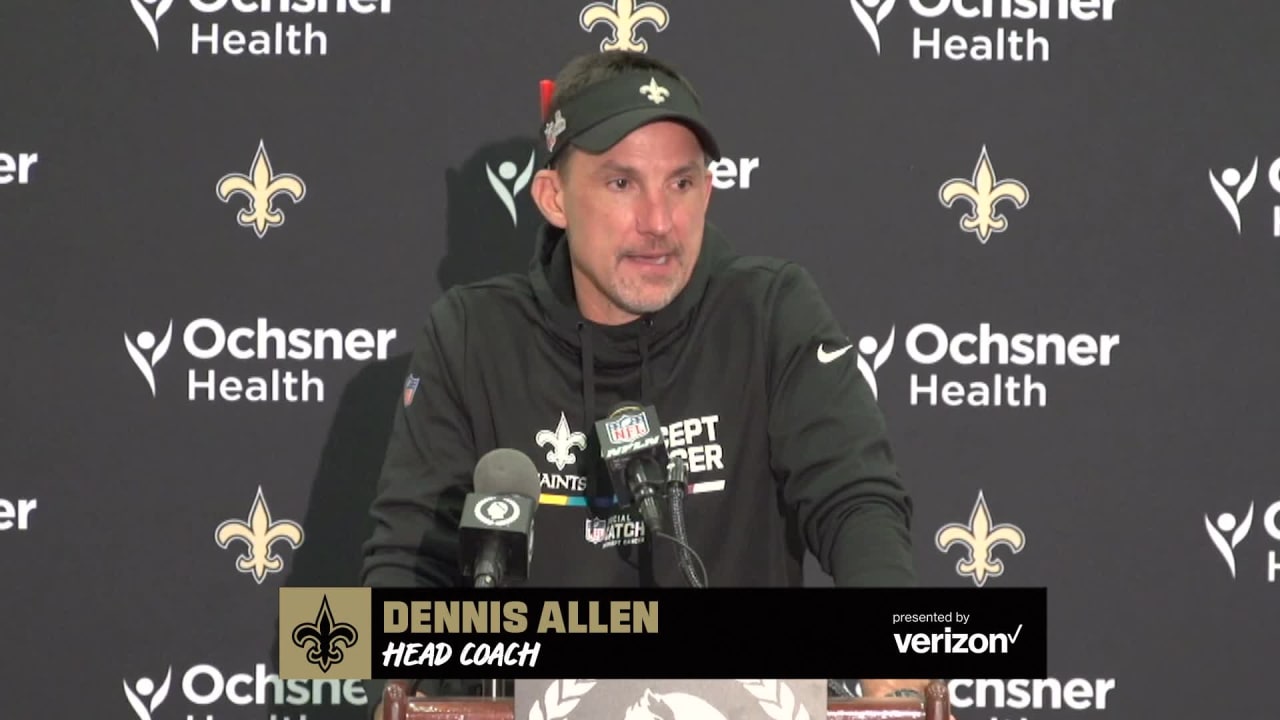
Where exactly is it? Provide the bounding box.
[473,448,541,499]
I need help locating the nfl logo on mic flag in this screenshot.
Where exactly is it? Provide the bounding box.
[279,587,373,679]
[606,409,650,443]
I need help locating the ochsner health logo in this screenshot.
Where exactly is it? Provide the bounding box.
[1208,158,1257,234]
[854,326,895,399]
[486,149,536,226]
[124,321,174,397]
[1206,154,1280,237]
[131,0,175,51]
[854,322,1119,408]
[124,317,398,403]
[846,0,1119,63]
[131,0,393,57]
[124,668,171,720]
[1205,499,1280,582]
[947,678,1117,717]
[1205,502,1252,579]
[124,662,367,718]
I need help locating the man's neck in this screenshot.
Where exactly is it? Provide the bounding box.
[570,267,640,327]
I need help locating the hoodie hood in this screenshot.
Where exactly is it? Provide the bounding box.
[528,221,733,430]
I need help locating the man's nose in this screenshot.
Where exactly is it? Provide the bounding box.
[635,189,674,236]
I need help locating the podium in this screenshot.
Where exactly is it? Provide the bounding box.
[382,679,950,720]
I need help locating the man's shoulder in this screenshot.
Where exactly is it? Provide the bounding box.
[428,271,536,318]
[706,254,834,342]
[712,253,816,298]
[724,253,793,275]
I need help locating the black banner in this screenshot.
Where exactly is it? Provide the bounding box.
[368,587,1047,680]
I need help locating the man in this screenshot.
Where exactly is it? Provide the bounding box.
[360,49,934,717]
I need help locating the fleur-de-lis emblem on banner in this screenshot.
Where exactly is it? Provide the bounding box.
[291,595,359,673]
[580,0,670,53]
[216,140,307,238]
[935,490,1026,587]
[938,146,1029,244]
[214,486,305,584]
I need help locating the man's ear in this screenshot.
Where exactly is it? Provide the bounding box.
[531,168,567,228]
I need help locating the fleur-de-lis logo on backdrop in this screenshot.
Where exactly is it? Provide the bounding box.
[214,486,305,584]
[580,0,670,53]
[292,595,359,673]
[536,412,588,472]
[849,0,897,55]
[130,0,174,51]
[638,77,669,104]
[935,490,1026,587]
[216,140,307,238]
[939,146,1029,244]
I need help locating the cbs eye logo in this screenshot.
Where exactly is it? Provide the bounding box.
[475,497,521,527]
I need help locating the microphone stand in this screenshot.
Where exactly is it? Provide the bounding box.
[473,537,505,699]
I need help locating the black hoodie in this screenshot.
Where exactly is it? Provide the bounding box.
[360,222,915,592]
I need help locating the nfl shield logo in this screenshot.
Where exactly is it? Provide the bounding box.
[585,518,607,543]
[403,374,420,407]
[606,411,649,444]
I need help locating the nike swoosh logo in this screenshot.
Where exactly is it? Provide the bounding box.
[817,343,854,363]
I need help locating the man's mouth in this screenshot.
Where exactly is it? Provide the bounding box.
[623,253,672,266]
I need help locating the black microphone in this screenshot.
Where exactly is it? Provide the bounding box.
[458,448,540,589]
[594,402,668,535]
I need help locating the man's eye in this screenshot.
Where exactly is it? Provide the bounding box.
[608,178,629,190]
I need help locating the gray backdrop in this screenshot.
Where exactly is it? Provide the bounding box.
[3,0,1278,718]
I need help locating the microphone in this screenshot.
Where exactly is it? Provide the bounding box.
[594,402,668,535]
[458,448,541,589]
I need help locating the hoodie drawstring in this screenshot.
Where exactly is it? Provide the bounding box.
[577,321,595,434]
[578,318,655,431]
[638,318,653,402]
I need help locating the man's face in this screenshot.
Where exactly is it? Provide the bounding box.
[544,120,712,325]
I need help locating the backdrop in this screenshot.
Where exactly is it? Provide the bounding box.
[3,1,1278,718]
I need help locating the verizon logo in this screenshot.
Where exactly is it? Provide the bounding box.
[894,624,1023,654]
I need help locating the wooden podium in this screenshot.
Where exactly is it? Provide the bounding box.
[382,679,950,720]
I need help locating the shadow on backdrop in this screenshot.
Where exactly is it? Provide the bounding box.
[264,136,540,720]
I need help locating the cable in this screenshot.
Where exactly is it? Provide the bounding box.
[654,529,708,588]
[661,457,707,588]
